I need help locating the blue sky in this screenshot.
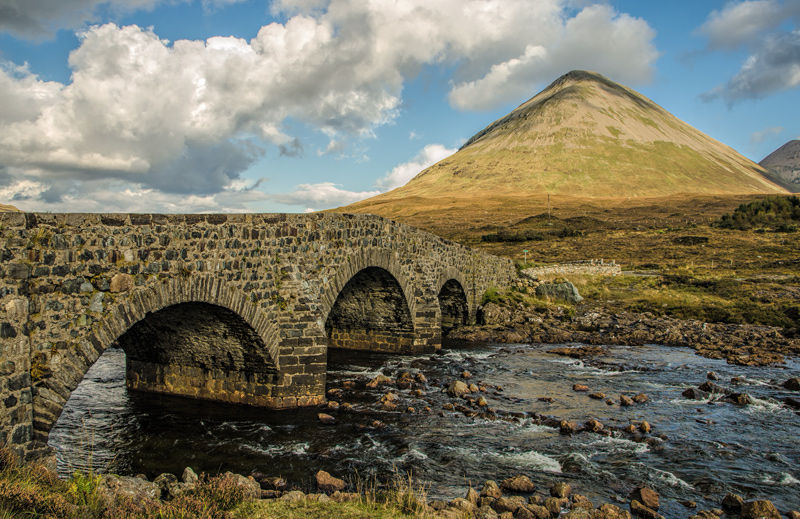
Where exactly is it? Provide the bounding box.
[0,0,799,213]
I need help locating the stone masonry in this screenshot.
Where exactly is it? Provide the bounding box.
[0,212,515,461]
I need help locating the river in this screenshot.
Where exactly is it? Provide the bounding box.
[49,340,800,517]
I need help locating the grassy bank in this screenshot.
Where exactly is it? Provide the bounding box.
[0,447,428,519]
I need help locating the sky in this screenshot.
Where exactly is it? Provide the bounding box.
[0,0,799,214]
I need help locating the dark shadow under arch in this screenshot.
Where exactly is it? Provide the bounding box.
[438,279,469,335]
[325,266,416,353]
[118,302,278,377]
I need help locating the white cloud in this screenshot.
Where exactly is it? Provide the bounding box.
[448,4,658,111]
[697,0,800,50]
[750,126,784,144]
[698,1,800,104]
[702,30,800,104]
[376,144,456,190]
[272,182,381,210]
[0,0,661,212]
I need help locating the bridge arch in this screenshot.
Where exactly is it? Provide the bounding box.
[33,276,282,446]
[322,249,418,353]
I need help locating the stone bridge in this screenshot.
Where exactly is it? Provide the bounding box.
[0,212,515,460]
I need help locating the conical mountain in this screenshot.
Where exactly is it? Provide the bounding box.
[349,70,785,208]
[760,140,800,193]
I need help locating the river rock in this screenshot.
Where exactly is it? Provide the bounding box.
[559,420,578,435]
[481,480,502,499]
[97,474,159,504]
[588,392,606,400]
[632,393,649,404]
[544,497,566,516]
[639,421,651,434]
[475,506,499,519]
[514,506,537,519]
[689,511,718,519]
[381,392,399,402]
[682,388,709,400]
[707,371,720,380]
[525,504,552,519]
[630,499,660,519]
[721,493,744,513]
[741,500,781,519]
[596,504,632,519]
[550,482,571,498]
[630,487,659,510]
[493,496,524,514]
[448,380,471,397]
[573,384,590,392]
[584,419,604,433]
[315,470,346,493]
[563,508,592,519]
[501,474,535,493]
[786,511,800,519]
[466,487,480,505]
[698,381,721,393]
[783,378,800,390]
[724,393,753,405]
[450,497,476,513]
[620,395,634,406]
[366,374,393,388]
[182,467,198,485]
[317,413,337,424]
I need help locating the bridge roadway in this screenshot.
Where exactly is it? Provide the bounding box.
[0,211,515,461]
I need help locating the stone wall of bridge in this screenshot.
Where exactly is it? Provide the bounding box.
[0,211,515,461]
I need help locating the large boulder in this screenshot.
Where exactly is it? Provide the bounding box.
[315,470,346,493]
[630,487,659,510]
[783,377,800,390]
[535,281,583,304]
[447,380,472,397]
[501,475,535,493]
[721,494,744,514]
[480,480,502,500]
[741,500,781,519]
[596,504,632,519]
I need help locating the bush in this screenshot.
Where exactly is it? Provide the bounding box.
[716,196,800,230]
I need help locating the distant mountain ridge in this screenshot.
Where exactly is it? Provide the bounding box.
[346,70,785,209]
[760,140,800,193]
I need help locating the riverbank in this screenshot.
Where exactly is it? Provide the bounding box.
[449,302,800,366]
[3,445,798,519]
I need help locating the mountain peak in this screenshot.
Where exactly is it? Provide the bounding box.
[760,140,800,192]
[399,71,786,199]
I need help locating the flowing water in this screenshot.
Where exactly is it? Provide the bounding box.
[49,340,800,516]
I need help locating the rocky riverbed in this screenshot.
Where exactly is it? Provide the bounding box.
[51,342,800,518]
[94,455,799,519]
[450,303,800,366]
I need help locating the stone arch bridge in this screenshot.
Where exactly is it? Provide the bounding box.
[0,212,515,460]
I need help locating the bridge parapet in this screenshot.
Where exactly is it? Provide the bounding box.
[0,211,515,461]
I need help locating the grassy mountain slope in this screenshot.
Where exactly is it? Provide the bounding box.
[347,70,784,208]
